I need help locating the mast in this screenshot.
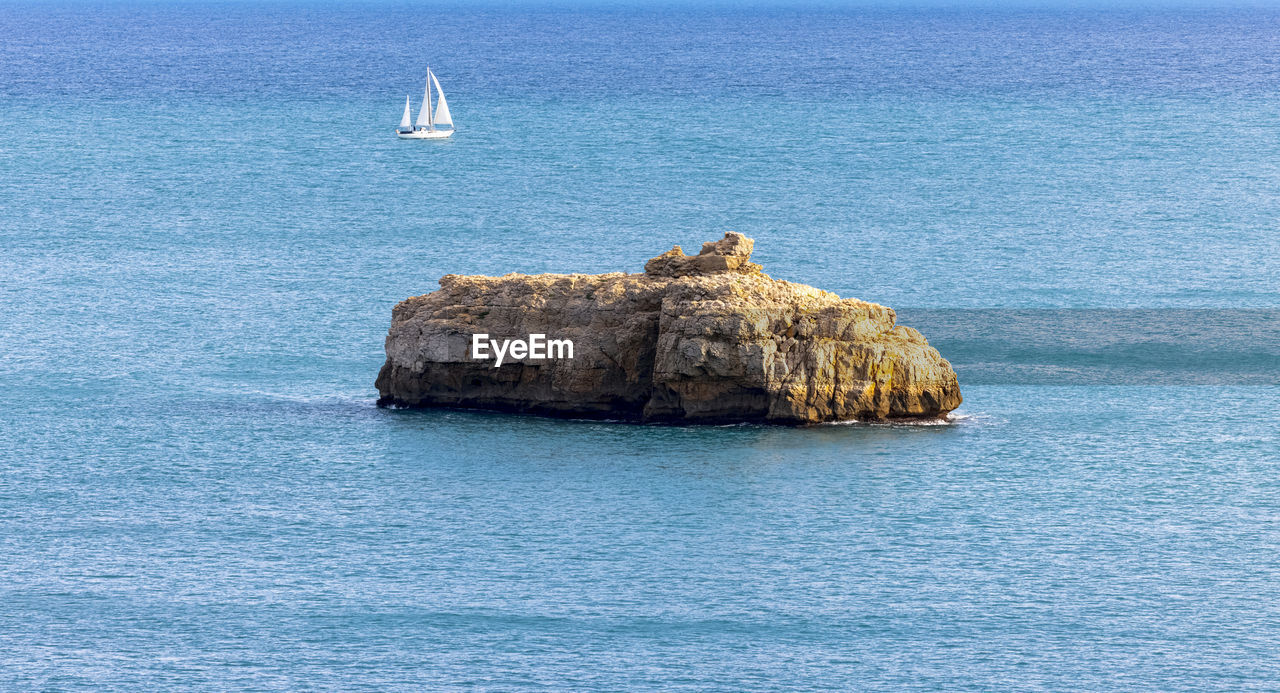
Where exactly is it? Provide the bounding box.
[426,67,434,131]
[416,73,431,130]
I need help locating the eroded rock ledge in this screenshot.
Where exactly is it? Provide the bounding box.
[375,233,961,423]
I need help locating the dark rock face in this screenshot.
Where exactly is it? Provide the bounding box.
[376,233,962,423]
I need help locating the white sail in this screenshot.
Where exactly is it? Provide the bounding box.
[415,75,432,128]
[399,95,412,129]
[431,71,453,127]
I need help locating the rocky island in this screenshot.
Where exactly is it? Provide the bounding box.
[376,233,961,423]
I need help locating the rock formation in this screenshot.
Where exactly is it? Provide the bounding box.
[376,233,961,423]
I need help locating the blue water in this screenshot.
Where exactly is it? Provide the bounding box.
[2,3,1279,689]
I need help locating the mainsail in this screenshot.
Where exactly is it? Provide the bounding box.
[416,75,432,128]
[399,95,412,129]
[431,71,452,127]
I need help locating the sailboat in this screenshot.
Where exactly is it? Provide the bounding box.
[396,68,454,139]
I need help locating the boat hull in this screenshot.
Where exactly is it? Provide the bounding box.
[396,129,454,139]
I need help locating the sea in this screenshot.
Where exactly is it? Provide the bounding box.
[2,1,1279,689]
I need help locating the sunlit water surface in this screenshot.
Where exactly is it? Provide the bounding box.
[2,3,1278,690]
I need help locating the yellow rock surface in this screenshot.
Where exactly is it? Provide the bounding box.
[376,233,961,423]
